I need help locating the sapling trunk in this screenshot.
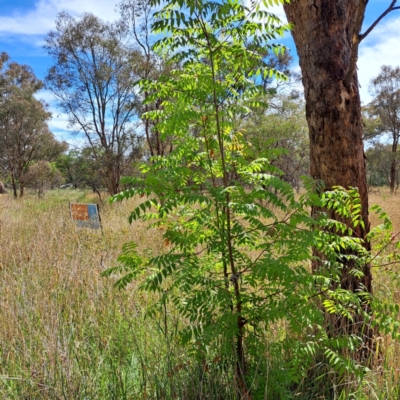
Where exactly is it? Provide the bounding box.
[201,18,249,393]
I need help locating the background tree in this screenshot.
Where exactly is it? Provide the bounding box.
[365,142,399,188]
[45,12,143,195]
[241,94,309,190]
[0,55,67,197]
[56,148,105,193]
[119,0,176,157]
[364,65,400,193]
[0,52,10,98]
[23,160,64,197]
[56,150,88,189]
[283,0,400,360]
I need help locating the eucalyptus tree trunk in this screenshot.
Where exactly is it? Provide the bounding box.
[283,0,374,360]
[390,150,396,193]
[390,139,398,193]
[10,172,18,198]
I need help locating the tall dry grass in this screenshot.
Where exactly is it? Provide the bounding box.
[360,188,400,399]
[0,187,400,399]
[0,190,177,399]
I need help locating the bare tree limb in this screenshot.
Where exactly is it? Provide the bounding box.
[359,0,400,43]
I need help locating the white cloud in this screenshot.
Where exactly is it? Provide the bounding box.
[35,89,56,105]
[358,15,400,105]
[0,0,119,36]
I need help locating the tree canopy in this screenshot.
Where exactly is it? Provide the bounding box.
[45,12,144,195]
[0,53,67,197]
[364,65,400,192]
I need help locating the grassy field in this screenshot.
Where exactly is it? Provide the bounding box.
[0,188,400,399]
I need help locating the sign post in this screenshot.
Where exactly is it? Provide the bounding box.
[70,203,102,233]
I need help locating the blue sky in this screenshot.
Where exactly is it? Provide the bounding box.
[0,0,399,146]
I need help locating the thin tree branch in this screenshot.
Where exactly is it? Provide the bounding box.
[359,0,400,43]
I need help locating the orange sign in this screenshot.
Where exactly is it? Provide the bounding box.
[70,203,101,230]
[70,203,90,221]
